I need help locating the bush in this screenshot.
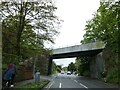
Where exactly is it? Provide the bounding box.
[2,64,7,70]
[83,70,90,77]
[2,53,19,65]
[106,68,119,84]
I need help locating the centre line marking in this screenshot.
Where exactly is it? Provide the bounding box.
[59,83,62,88]
[79,83,88,89]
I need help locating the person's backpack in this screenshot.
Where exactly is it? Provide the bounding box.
[3,69,12,81]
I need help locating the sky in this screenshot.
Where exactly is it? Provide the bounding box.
[47,0,100,67]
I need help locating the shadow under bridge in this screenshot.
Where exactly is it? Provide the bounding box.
[47,41,105,75]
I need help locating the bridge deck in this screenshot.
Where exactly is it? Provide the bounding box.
[53,41,105,55]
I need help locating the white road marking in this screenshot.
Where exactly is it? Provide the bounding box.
[79,83,88,89]
[71,78,73,80]
[74,79,88,89]
[59,83,62,88]
[48,81,54,88]
[74,80,78,83]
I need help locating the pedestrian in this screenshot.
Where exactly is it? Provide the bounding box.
[3,64,13,88]
[10,63,17,86]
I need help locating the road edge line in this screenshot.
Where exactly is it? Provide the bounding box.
[44,75,56,89]
[48,81,54,88]
[74,80,78,83]
[79,83,88,89]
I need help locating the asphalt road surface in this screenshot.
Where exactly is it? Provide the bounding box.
[48,73,119,90]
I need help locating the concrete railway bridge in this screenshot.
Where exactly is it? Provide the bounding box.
[48,41,106,78]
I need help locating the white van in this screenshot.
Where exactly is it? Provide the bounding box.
[61,71,64,74]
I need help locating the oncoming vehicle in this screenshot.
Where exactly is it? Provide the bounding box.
[61,71,64,74]
[67,71,71,75]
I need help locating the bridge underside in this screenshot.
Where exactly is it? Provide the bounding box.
[51,49,103,59]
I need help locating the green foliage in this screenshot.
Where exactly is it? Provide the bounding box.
[62,67,67,72]
[2,64,7,70]
[67,62,76,73]
[81,1,119,53]
[1,1,61,66]
[2,53,19,65]
[15,80,49,89]
[82,70,90,77]
[76,57,90,77]
[52,61,57,74]
[1,1,61,77]
[80,1,120,83]
[2,17,17,55]
[56,65,62,73]
[106,68,119,84]
[35,55,50,75]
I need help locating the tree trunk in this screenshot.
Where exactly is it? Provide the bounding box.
[16,2,27,61]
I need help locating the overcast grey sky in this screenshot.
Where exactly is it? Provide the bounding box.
[49,0,100,67]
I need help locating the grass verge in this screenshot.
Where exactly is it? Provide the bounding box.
[14,80,49,90]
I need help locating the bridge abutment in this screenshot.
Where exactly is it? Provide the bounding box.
[90,52,104,79]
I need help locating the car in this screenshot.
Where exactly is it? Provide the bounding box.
[61,71,64,74]
[67,71,71,75]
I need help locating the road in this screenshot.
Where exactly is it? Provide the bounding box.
[47,73,119,90]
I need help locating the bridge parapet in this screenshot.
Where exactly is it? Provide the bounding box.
[53,41,105,54]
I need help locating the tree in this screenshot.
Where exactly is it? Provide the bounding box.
[62,67,67,72]
[1,1,61,62]
[80,1,120,83]
[81,1,119,70]
[81,1,119,53]
[52,61,57,74]
[67,62,76,73]
[56,65,62,73]
[75,57,90,76]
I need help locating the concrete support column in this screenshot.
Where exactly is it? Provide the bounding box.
[95,52,104,79]
[47,57,52,75]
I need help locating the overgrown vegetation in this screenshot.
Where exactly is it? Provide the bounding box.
[79,1,120,84]
[56,65,62,73]
[106,68,119,84]
[52,61,57,74]
[75,57,90,77]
